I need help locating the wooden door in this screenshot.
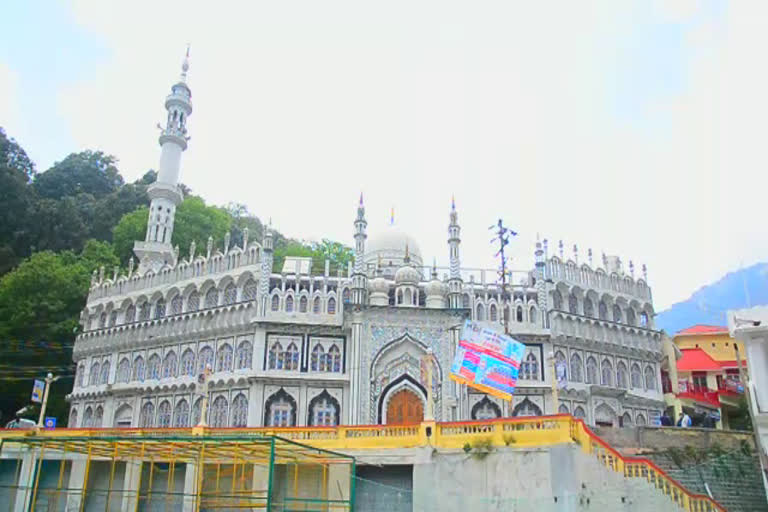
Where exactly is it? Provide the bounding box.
[387,389,423,425]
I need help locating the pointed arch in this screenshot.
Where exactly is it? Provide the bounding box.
[139,402,155,428]
[162,351,178,379]
[573,406,586,420]
[327,297,336,314]
[216,343,234,372]
[285,295,294,313]
[471,397,501,420]
[308,390,341,426]
[264,388,297,427]
[585,356,598,384]
[186,291,200,312]
[644,365,656,390]
[116,358,130,383]
[600,359,613,387]
[570,353,583,383]
[147,354,161,380]
[299,295,308,313]
[616,361,628,389]
[174,400,190,427]
[243,279,259,301]
[236,340,253,370]
[210,396,229,427]
[113,404,132,428]
[198,346,214,373]
[512,398,542,417]
[631,363,643,389]
[157,400,172,428]
[181,349,196,376]
[223,283,237,305]
[231,393,249,427]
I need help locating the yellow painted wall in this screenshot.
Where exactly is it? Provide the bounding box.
[673,333,746,363]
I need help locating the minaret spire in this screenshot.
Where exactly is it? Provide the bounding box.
[134,48,193,273]
[352,193,368,305]
[447,197,463,309]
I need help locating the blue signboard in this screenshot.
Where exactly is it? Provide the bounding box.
[44,417,56,429]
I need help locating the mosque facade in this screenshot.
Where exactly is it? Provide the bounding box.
[68,55,665,430]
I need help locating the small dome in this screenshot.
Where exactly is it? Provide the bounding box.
[425,276,447,297]
[368,275,390,294]
[364,228,423,269]
[395,264,421,285]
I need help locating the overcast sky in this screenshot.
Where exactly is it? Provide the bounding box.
[1,1,766,311]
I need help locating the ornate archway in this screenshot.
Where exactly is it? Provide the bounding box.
[377,374,427,424]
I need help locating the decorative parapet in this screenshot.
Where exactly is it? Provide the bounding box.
[546,257,652,302]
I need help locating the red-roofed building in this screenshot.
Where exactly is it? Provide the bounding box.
[661,325,747,429]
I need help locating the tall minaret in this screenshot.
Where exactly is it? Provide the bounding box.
[259,223,274,316]
[133,48,193,274]
[351,193,368,305]
[447,197,463,309]
[534,235,548,328]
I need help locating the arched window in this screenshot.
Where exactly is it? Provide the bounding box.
[192,398,203,426]
[243,279,258,301]
[626,309,636,326]
[299,296,308,313]
[583,298,594,317]
[83,407,93,428]
[210,396,228,427]
[517,306,524,323]
[462,294,470,309]
[573,406,586,420]
[313,297,321,313]
[621,412,633,428]
[570,353,583,383]
[139,402,155,428]
[512,398,542,417]
[174,400,190,427]
[265,390,296,427]
[636,413,647,426]
[617,362,628,389]
[157,401,172,428]
[133,356,145,382]
[630,363,643,388]
[311,397,338,426]
[601,359,613,387]
[555,351,567,381]
[644,366,656,390]
[521,352,539,381]
[216,344,233,372]
[94,406,103,427]
[552,290,563,310]
[198,346,214,373]
[138,302,150,321]
[109,311,117,327]
[329,345,342,372]
[187,291,200,312]
[327,297,336,314]
[585,357,598,384]
[285,343,299,370]
[640,312,649,327]
[223,283,237,305]
[181,349,196,376]
[311,344,324,372]
[397,290,403,305]
[285,295,294,313]
[162,351,178,378]
[471,397,501,420]
[99,312,107,329]
[612,304,622,323]
[559,404,569,414]
[117,358,131,383]
[342,288,351,304]
[269,342,283,370]
[154,299,166,319]
[271,294,280,311]
[170,294,183,315]
[489,304,498,322]
[100,361,110,385]
[204,288,218,308]
[231,393,248,427]
[69,408,78,427]
[147,354,161,380]
[236,340,252,370]
[529,306,537,325]
[476,303,485,321]
[89,362,100,386]
[125,304,136,324]
[568,294,578,314]
[598,301,608,320]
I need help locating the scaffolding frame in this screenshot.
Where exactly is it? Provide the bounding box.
[0,433,356,511]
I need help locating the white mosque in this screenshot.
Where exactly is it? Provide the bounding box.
[68,54,665,430]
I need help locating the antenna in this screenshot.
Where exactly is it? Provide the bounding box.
[489,218,518,334]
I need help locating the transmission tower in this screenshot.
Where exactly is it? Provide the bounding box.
[490,219,517,334]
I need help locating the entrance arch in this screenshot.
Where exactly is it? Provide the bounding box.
[378,374,427,424]
[595,403,617,427]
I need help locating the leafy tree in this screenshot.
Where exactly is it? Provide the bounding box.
[313,239,354,269]
[33,151,123,200]
[227,202,264,249]
[0,128,36,273]
[112,196,232,264]
[273,239,353,274]
[28,197,91,254]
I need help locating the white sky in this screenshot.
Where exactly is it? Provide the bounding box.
[2,1,767,311]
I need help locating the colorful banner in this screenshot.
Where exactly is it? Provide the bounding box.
[31,379,45,403]
[450,321,526,400]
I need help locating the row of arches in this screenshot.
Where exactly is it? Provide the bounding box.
[546,258,651,299]
[472,299,540,326]
[266,341,343,373]
[269,292,340,315]
[552,289,652,328]
[470,397,545,419]
[554,351,657,391]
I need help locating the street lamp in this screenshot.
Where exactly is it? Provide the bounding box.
[37,372,61,428]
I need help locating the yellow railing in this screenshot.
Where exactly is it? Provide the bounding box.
[0,414,726,511]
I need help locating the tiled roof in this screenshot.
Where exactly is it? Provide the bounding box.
[676,325,729,336]
[677,348,724,372]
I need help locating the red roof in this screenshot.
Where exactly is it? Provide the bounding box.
[677,348,723,372]
[676,325,729,336]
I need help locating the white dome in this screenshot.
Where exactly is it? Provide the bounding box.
[364,229,423,269]
[425,276,447,297]
[395,264,422,285]
[368,275,390,294]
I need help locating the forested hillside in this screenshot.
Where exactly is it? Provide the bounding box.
[0,127,352,426]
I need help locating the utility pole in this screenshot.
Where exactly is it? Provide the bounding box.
[37,373,60,428]
[489,219,517,334]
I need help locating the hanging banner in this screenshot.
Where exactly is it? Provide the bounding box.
[31,379,45,403]
[450,320,526,400]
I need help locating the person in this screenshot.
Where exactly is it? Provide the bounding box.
[660,412,672,426]
[677,412,692,428]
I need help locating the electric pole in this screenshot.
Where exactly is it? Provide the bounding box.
[490,219,517,334]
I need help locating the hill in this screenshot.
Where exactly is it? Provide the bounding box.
[655,262,768,335]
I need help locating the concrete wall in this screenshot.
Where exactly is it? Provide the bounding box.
[592,425,754,455]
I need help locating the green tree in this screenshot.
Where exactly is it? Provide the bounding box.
[33,151,123,200]
[112,196,232,264]
[0,128,36,273]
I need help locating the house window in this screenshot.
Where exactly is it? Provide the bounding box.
[181,349,196,376]
[585,357,598,384]
[612,305,622,323]
[139,302,150,321]
[601,360,613,387]
[299,296,308,312]
[471,397,501,420]
[645,366,657,390]
[583,298,594,317]
[598,301,608,320]
[154,299,166,319]
[100,361,110,385]
[147,354,161,380]
[157,401,172,428]
[174,400,190,427]
[265,390,296,427]
[133,356,145,382]
[117,358,131,383]
[162,351,177,378]
[570,354,583,383]
[476,303,485,321]
[271,294,280,311]
[568,294,578,314]
[521,352,539,381]
[187,292,200,311]
[268,340,300,370]
[216,344,233,372]
[170,295,183,315]
[139,402,155,428]
[236,340,253,370]
[125,305,136,323]
[210,396,228,427]
[552,290,563,310]
[490,304,498,322]
[616,362,628,389]
[198,346,214,373]
[83,407,93,428]
[89,362,100,386]
[243,279,258,301]
[285,295,294,312]
[327,297,336,314]
[312,398,337,426]
[231,393,248,427]
[313,297,321,313]
[109,311,117,327]
[204,288,218,308]
[223,284,237,305]
[69,408,78,427]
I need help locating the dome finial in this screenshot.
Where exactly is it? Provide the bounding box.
[181,44,190,81]
[404,242,410,263]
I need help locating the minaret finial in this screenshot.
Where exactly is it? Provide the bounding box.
[573,244,578,264]
[359,192,364,206]
[404,242,410,263]
[451,195,456,210]
[181,45,190,81]
[390,207,395,226]
[642,263,648,281]
[558,240,564,259]
[588,248,593,267]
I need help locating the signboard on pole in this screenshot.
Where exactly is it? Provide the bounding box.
[450,320,526,400]
[31,379,45,403]
[44,417,57,429]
